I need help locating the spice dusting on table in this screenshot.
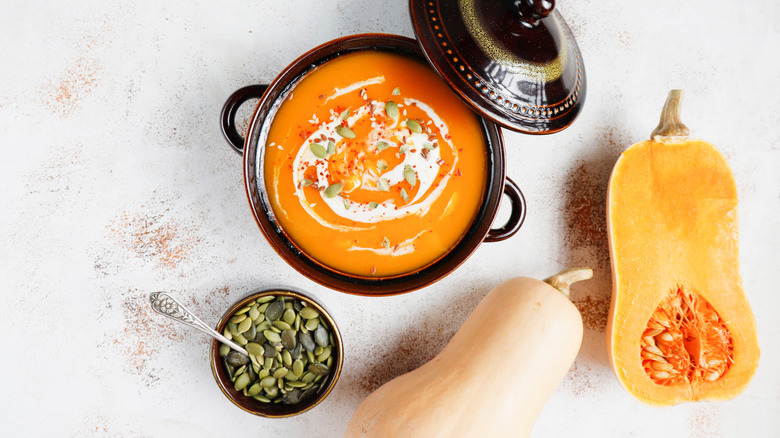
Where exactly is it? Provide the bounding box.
[39,57,101,118]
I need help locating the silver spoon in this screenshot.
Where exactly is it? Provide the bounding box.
[148,291,249,356]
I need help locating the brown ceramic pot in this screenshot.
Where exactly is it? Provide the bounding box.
[220,34,526,296]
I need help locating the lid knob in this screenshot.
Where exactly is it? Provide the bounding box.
[515,0,555,27]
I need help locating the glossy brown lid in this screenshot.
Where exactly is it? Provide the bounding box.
[410,0,586,134]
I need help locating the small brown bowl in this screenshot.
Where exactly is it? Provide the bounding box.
[209,288,343,417]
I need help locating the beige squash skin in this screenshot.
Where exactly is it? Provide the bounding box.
[345,277,583,438]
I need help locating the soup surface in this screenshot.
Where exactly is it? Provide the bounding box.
[263,50,487,277]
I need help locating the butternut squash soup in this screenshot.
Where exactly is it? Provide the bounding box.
[263,50,487,277]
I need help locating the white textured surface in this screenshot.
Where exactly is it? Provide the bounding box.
[1,1,779,436]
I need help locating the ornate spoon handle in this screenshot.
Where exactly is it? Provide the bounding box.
[148,291,249,356]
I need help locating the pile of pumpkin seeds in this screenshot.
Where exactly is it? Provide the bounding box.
[219,294,336,405]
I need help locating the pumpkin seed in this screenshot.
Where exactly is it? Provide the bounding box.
[235,305,251,315]
[233,333,248,346]
[302,178,313,187]
[317,346,332,362]
[377,178,389,191]
[261,376,277,387]
[339,107,350,120]
[237,317,252,333]
[291,341,303,360]
[282,349,293,367]
[324,183,343,198]
[377,160,388,171]
[327,141,336,155]
[335,125,356,139]
[299,306,320,320]
[222,327,232,341]
[406,119,422,133]
[399,144,408,154]
[228,322,239,338]
[262,342,277,358]
[281,330,297,350]
[219,344,230,357]
[305,318,319,331]
[309,363,330,376]
[385,101,399,118]
[392,87,401,95]
[226,351,250,366]
[400,188,409,202]
[273,320,292,331]
[257,369,270,380]
[423,142,434,150]
[265,300,285,321]
[293,359,305,377]
[382,237,390,249]
[368,201,379,210]
[264,386,279,398]
[257,296,275,304]
[229,314,247,324]
[283,309,296,325]
[285,371,299,381]
[301,372,316,383]
[282,389,302,404]
[287,381,307,388]
[245,342,263,357]
[404,165,417,186]
[264,330,282,343]
[244,320,257,341]
[252,395,271,403]
[273,367,289,379]
[300,331,316,351]
[248,305,260,321]
[314,346,324,356]
[376,140,390,151]
[314,325,329,347]
[343,198,351,210]
[264,357,274,370]
[309,142,328,158]
[234,373,251,391]
[248,382,263,396]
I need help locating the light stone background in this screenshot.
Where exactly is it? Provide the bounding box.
[1,1,779,436]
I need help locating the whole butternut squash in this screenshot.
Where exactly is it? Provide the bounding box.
[606,90,759,405]
[345,268,591,438]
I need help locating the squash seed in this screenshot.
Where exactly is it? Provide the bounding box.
[248,382,263,396]
[234,373,251,391]
[282,349,293,367]
[385,101,399,118]
[404,165,416,186]
[317,346,332,362]
[273,320,292,331]
[248,306,260,321]
[400,188,409,202]
[314,325,329,347]
[261,376,277,387]
[229,314,247,324]
[301,372,316,383]
[300,331,316,351]
[226,351,250,366]
[245,342,263,357]
[302,178,313,187]
[339,107,350,120]
[252,395,272,403]
[293,359,304,377]
[324,183,343,198]
[273,367,289,379]
[309,142,328,158]
[335,125,356,139]
[299,306,320,320]
[281,330,297,350]
[257,296,275,304]
[377,160,388,171]
[283,309,296,325]
[309,363,329,376]
[376,140,390,151]
[237,317,252,334]
[264,300,285,321]
[406,119,422,133]
[392,87,401,95]
[264,330,282,344]
[327,141,336,155]
[219,344,230,357]
[343,199,351,210]
[377,178,390,191]
[282,389,302,404]
[305,318,319,331]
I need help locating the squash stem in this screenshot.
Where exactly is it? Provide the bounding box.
[543,268,593,299]
[650,89,690,139]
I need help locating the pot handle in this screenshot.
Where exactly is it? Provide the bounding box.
[485,177,526,242]
[220,84,269,155]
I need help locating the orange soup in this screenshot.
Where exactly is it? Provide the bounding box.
[264,51,487,277]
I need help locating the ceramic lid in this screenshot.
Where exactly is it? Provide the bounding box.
[409,0,586,134]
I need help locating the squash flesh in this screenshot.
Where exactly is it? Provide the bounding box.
[607,137,759,405]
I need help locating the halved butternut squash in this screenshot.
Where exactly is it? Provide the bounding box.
[606,90,759,405]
